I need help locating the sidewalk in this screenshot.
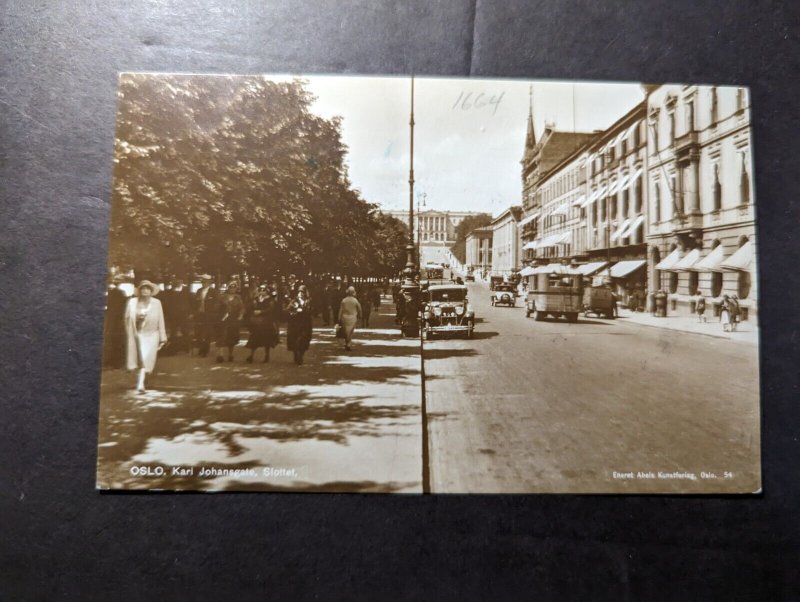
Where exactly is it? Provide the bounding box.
[615,308,759,345]
[96,296,423,492]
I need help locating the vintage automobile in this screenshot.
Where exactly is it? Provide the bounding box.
[464,270,475,282]
[420,283,475,339]
[489,275,504,291]
[524,264,583,322]
[490,283,517,307]
[582,285,616,319]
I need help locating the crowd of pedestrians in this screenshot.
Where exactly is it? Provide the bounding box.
[102,273,389,392]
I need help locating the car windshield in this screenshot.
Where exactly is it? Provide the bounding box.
[429,288,466,302]
[496,285,515,291]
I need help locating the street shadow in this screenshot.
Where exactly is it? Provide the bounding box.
[421,348,479,360]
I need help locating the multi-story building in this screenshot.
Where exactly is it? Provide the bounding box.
[465,227,493,279]
[490,206,523,277]
[519,100,596,265]
[645,85,756,320]
[386,209,482,266]
[583,102,649,299]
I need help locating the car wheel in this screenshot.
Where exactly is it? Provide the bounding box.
[567,312,578,323]
[533,309,543,321]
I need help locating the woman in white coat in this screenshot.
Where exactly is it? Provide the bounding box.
[125,280,167,393]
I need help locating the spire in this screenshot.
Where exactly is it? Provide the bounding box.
[525,85,536,149]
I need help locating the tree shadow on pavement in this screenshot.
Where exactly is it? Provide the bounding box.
[97,326,422,489]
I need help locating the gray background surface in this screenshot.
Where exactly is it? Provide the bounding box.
[1,1,798,598]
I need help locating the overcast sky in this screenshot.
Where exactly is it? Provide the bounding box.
[272,75,644,217]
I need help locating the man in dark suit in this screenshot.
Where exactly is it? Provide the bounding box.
[103,275,129,368]
[192,275,217,357]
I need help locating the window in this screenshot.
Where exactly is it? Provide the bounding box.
[710,87,718,124]
[740,152,751,205]
[737,88,746,112]
[668,111,675,143]
[653,180,661,223]
[710,240,723,297]
[689,270,699,295]
[650,120,659,151]
[686,99,695,133]
[712,163,722,211]
[670,174,679,215]
[669,271,678,294]
[737,236,751,298]
[634,177,643,214]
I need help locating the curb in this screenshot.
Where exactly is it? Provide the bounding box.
[615,315,759,345]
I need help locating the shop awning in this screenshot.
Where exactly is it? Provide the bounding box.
[655,248,683,270]
[523,240,540,250]
[572,194,586,207]
[609,259,647,278]
[553,232,571,244]
[519,266,536,277]
[610,218,631,242]
[518,212,539,227]
[673,248,701,270]
[622,167,643,191]
[619,214,644,238]
[694,244,727,272]
[576,261,608,276]
[721,241,754,271]
[532,263,582,275]
[550,202,569,216]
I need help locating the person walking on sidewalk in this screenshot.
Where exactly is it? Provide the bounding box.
[215,281,244,363]
[720,294,732,332]
[730,294,741,331]
[695,290,707,323]
[358,287,372,328]
[286,285,313,365]
[245,284,279,363]
[125,280,167,393]
[192,275,217,357]
[338,286,362,351]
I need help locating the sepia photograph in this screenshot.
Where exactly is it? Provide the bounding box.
[96,73,760,493]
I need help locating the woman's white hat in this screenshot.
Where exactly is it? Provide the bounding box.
[136,280,161,296]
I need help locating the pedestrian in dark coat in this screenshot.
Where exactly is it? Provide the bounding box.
[215,282,244,362]
[192,275,217,357]
[103,279,129,368]
[286,285,313,365]
[245,285,280,363]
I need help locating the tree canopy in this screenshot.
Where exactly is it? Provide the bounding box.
[449,213,492,264]
[109,74,408,281]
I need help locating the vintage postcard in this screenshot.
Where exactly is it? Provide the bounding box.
[97,73,760,493]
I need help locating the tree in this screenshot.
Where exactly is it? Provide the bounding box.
[449,213,492,264]
[108,74,401,281]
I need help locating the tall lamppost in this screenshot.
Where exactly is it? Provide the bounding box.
[400,76,420,337]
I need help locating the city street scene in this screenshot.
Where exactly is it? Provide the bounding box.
[97,74,760,493]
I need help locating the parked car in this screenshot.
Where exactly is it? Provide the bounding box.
[420,284,475,339]
[582,285,616,319]
[464,272,475,282]
[490,283,517,307]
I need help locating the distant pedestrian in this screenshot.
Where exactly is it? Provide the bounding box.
[730,294,741,331]
[103,275,129,368]
[720,294,732,332]
[286,285,313,365]
[125,281,167,393]
[695,290,707,323]
[245,284,279,363]
[338,286,362,351]
[647,290,656,316]
[215,281,244,363]
[192,275,217,357]
[358,287,372,328]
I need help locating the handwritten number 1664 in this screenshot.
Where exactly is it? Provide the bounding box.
[452,91,505,115]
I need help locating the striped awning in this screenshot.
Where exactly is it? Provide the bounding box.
[655,248,683,271]
[673,248,701,271]
[694,244,727,272]
[609,260,647,278]
[721,241,754,271]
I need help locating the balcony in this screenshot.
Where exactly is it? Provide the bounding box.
[673,130,699,156]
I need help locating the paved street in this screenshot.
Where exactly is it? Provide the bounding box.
[97,298,422,492]
[424,281,761,493]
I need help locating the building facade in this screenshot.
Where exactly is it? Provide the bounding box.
[386,209,483,266]
[490,206,522,276]
[645,85,756,320]
[519,100,597,265]
[583,103,649,301]
[465,227,493,279]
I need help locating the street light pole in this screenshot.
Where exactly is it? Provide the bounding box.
[400,75,420,337]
